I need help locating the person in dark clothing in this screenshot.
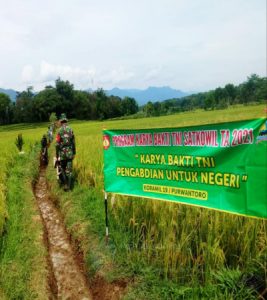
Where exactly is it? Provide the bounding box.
[40,134,48,165]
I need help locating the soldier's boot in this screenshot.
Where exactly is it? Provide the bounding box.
[67,176,72,191]
[62,172,68,191]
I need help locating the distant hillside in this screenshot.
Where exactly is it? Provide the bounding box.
[0,88,17,101]
[106,86,188,105]
[0,86,188,105]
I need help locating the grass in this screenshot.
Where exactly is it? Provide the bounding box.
[0,147,48,299]
[0,123,49,299]
[0,122,48,235]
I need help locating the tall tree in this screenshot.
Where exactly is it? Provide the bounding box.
[240,74,260,104]
[94,88,109,120]
[121,97,138,115]
[14,86,34,122]
[144,101,154,116]
[107,95,123,118]
[33,87,61,121]
[224,83,236,104]
[55,78,74,117]
[73,91,91,119]
[0,93,12,124]
[214,87,228,108]
[204,91,216,110]
[256,77,267,101]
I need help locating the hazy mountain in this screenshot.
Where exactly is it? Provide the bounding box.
[0,86,188,105]
[106,86,188,105]
[0,88,17,101]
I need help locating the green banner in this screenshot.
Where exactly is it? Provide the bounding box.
[103,119,267,219]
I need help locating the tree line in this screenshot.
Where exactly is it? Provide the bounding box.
[0,78,138,124]
[0,74,266,125]
[142,74,267,116]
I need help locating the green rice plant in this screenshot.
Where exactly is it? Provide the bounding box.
[69,104,266,290]
[0,123,49,299]
[15,133,24,152]
[0,123,48,238]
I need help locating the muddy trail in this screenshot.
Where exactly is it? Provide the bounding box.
[34,165,127,300]
[35,167,92,300]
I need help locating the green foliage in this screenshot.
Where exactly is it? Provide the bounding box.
[33,86,62,121]
[240,74,260,104]
[0,93,12,125]
[143,74,266,115]
[15,133,24,152]
[14,86,34,123]
[0,123,48,246]
[73,91,91,119]
[212,268,256,299]
[49,112,57,132]
[1,80,139,124]
[55,78,75,117]
[121,97,139,115]
[0,148,48,299]
[2,73,266,125]
[49,111,57,122]
[144,101,155,116]
[224,83,236,104]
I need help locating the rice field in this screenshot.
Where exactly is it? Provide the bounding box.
[71,104,266,286]
[0,124,48,236]
[0,104,266,297]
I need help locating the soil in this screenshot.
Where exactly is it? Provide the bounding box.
[90,277,128,300]
[35,168,92,299]
[34,166,127,300]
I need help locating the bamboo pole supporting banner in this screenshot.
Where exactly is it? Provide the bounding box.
[104,191,109,244]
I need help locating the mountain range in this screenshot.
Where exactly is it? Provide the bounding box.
[0,88,17,101]
[0,86,188,105]
[106,86,188,105]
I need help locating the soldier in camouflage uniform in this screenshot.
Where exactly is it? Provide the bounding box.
[56,113,76,191]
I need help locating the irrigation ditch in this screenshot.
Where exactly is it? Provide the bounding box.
[34,164,126,299]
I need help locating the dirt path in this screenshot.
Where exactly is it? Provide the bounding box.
[35,168,92,300]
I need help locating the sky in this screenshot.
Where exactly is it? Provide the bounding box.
[0,0,266,92]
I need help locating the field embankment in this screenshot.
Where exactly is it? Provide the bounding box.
[0,146,49,299]
[34,166,92,299]
[0,124,51,299]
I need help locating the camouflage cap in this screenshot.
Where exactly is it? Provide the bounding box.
[59,113,68,122]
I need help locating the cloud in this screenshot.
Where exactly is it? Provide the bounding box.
[20,61,136,90]
[144,67,163,81]
[4,0,266,91]
[20,61,97,89]
[39,61,96,88]
[98,67,135,88]
[22,65,34,83]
